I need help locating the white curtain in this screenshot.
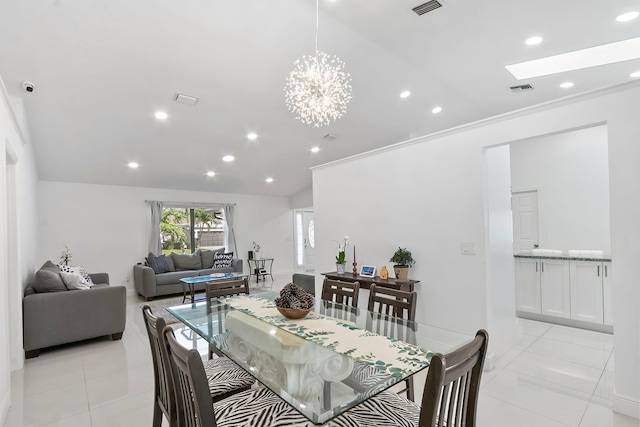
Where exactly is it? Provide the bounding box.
[223,204,237,255]
[148,201,163,255]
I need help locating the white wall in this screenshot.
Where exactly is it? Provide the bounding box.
[289,185,313,209]
[0,84,40,424]
[312,83,640,417]
[37,182,296,292]
[510,125,610,253]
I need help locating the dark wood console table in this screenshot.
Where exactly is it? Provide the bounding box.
[321,272,420,292]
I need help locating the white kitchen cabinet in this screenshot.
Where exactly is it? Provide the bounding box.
[514,258,541,314]
[603,262,613,325]
[570,260,604,324]
[539,259,571,318]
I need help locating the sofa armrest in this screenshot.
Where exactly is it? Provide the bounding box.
[23,285,127,352]
[134,264,157,299]
[232,259,243,273]
[89,272,109,284]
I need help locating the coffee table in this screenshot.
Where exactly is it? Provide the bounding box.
[179,272,249,303]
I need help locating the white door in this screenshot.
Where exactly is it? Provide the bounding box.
[512,191,539,253]
[514,258,541,314]
[302,211,315,272]
[540,259,571,318]
[570,261,604,324]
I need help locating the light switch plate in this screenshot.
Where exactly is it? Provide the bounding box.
[461,241,476,255]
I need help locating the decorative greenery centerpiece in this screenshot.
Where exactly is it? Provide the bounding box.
[60,245,72,266]
[389,247,415,281]
[334,235,349,274]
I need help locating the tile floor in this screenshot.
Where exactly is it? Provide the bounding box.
[3,274,639,426]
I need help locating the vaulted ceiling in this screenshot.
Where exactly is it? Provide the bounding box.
[1,0,639,197]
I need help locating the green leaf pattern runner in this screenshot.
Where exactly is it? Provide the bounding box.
[220,295,433,378]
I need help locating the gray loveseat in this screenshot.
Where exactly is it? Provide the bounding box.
[134,249,243,301]
[23,263,126,358]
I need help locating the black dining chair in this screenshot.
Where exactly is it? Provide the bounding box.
[205,277,250,359]
[141,306,254,426]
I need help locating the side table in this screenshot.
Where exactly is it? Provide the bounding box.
[247,258,274,284]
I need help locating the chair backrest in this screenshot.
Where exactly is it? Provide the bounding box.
[292,273,315,295]
[141,305,176,425]
[321,278,360,307]
[419,329,489,427]
[163,325,217,427]
[205,277,249,301]
[367,284,417,321]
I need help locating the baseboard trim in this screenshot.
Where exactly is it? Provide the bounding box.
[516,311,613,334]
[612,392,640,419]
[0,389,10,427]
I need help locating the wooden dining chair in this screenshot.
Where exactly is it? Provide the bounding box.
[363,284,418,401]
[337,329,489,427]
[142,306,254,427]
[321,278,360,307]
[205,277,250,358]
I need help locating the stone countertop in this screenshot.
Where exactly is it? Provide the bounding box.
[514,253,612,262]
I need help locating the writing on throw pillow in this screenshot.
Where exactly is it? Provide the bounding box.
[213,252,234,268]
[59,264,94,285]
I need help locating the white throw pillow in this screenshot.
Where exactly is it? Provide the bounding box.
[58,264,94,285]
[60,271,91,290]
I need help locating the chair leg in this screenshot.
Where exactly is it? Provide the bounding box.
[152,401,163,427]
[406,377,415,402]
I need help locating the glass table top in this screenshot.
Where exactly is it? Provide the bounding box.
[179,272,249,284]
[167,291,471,425]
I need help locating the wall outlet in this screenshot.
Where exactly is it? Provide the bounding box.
[461,241,476,255]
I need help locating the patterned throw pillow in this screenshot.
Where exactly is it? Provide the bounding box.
[213,252,234,269]
[59,264,94,285]
[60,271,91,290]
[145,254,170,274]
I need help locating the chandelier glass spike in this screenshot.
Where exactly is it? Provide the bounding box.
[285,0,353,127]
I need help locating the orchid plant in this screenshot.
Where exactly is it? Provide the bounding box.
[334,235,349,264]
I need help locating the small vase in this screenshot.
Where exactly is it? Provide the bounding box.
[336,263,346,274]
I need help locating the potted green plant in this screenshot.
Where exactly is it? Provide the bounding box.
[60,245,72,266]
[334,235,349,274]
[389,247,415,281]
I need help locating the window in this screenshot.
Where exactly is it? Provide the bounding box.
[161,207,225,254]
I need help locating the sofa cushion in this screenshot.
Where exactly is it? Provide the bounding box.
[199,248,224,269]
[155,270,199,286]
[60,271,91,290]
[213,252,234,269]
[199,267,235,275]
[166,254,176,271]
[59,265,94,285]
[171,252,202,271]
[146,254,170,274]
[32,261,67,293]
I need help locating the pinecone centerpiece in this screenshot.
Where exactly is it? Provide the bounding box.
[275,283,314,319]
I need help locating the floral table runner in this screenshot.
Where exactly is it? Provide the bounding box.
[219,294,433,378]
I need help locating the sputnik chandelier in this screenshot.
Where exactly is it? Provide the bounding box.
[284,0,353,127]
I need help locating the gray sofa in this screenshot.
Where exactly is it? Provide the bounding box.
[134,250,243,301]
[23,271,126,358]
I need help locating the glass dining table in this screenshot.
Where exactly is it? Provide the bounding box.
[167,291,472,425]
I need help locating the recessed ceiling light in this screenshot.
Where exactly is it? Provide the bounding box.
[222,155,235,162]
[247,132,258,140]
[311,146,320,153]
[506,37,640,80]
[154,111,168,120]
[431,106,442,114]
[128,162,139,169]
[560,82,574,88]
[265,177,274,183]
[400,90,411,98]
[206,171,215,177]
[616,11,639,22]
[525,36,543,46]
[630,71,640,78]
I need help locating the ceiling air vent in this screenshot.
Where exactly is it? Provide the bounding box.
[510,84,534,92]
[412,0,442,16]
[323,134,338,141]
[174,93,200,106]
